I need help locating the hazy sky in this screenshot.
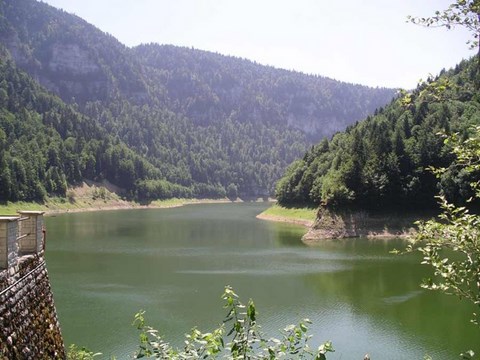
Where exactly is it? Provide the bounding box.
[41,0,473,89]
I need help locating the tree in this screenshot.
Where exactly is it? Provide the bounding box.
[226,183,238,200]
[404,7,480,356]
[408,0,480,83]
[405,127,480,358]
[409,0,480,50]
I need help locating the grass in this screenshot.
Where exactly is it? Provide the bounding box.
[0,201,47,215]
[148,198,187,207]
[259,204,317,222]
[149,198,205,208]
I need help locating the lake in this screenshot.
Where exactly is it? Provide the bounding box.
[45,203,480,359]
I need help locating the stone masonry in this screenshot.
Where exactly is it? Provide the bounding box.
[0,212,65,359]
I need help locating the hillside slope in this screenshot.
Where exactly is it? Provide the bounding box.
[134,44,395,141]
[276,58,480,211]
[0,54,187,202]
[0,0,396,199]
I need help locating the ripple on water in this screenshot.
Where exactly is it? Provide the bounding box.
[176,261,351,276]
[382,290,424,305]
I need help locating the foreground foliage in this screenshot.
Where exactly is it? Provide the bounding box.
[66,344,101,360]
[407,127,480,330]
[408,0,480,60]
[133,286,334,359]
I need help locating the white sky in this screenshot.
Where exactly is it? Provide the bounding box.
[41,0,473,89]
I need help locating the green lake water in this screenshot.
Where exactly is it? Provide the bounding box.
[45,203,480,359]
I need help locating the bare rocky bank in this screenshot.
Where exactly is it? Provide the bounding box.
[301,207,422,242]
[256,206,425,241]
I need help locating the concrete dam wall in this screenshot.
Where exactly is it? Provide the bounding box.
[0,211,65,359]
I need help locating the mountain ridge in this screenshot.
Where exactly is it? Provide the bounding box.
[0,0,397,201]
[133,43,395,139]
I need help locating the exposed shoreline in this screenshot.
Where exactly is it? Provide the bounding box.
[6,192,421,242]
[255,213,314,228]
[256,212,413,240]
[256,205,422,241]
[301,227,412,242]
[0,181,241,217]
[42,198,233,216]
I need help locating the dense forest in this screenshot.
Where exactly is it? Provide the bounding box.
[133,43,394,141]
[0,0,396,202]
[276,57,480,211]
[0,55,195,202]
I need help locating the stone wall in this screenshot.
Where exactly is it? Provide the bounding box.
[0,212,65,359]
[0,218,19,269]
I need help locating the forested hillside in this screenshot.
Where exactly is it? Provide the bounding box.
[134,44,394,141]
[0,55,193,202]
[0,0,396,201]
[276,58,480,211]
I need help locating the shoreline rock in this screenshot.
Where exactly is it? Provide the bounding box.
[301,207,420,242]
[255,206,429,241]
